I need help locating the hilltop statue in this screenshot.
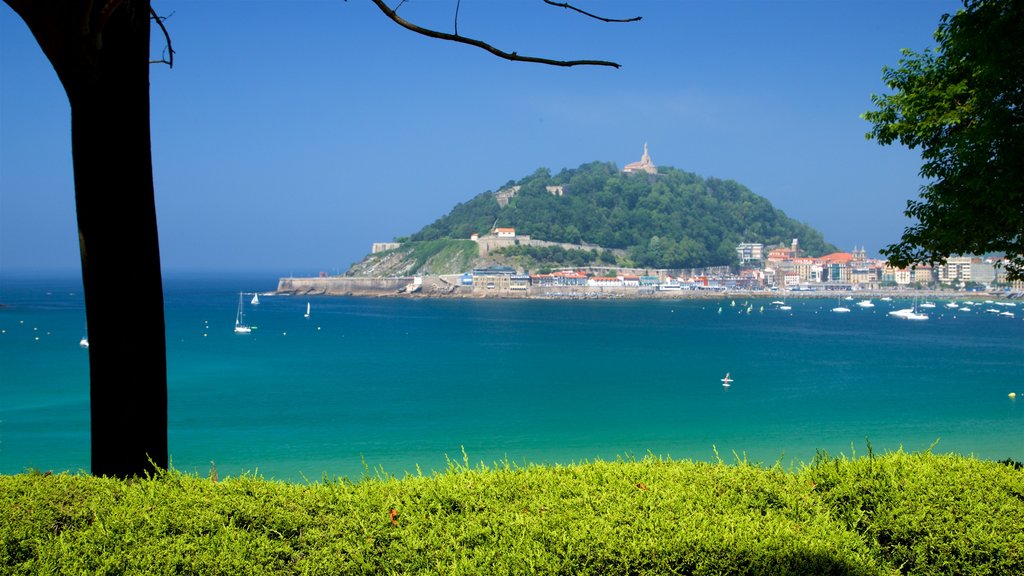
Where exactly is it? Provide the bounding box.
[623,143,658,174]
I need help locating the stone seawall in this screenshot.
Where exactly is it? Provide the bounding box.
[276,277,413,296]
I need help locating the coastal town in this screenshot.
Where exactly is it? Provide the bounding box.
[277,230,1023,299]
[279,145,1022,300]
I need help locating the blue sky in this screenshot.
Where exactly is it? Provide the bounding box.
[1,0,961,275]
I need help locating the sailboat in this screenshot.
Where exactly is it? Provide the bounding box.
[831,297,851,313]
[234,292,252,334]
[889,297,928,321]
[303,302,310,318]
[79,335,89,348]
[721,372,733,388]
[251,292,260,305]
[775,298,792,311]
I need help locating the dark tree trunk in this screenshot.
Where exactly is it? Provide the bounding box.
[5,0,167,477]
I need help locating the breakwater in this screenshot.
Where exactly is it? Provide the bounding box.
[276,276,414,296]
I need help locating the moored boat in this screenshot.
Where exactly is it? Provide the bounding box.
[234,292,252,334]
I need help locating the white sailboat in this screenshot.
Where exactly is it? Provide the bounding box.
[234,292,252,334]
[251,292,260,305]
[721,372,733,388]
[831,297,851,313]
[79,336,89,348]
[889,297,928,321]
[304,302,310,318]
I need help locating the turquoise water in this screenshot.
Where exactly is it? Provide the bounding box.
[2,273,1022,481]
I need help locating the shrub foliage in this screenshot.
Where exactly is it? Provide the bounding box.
[2,451,1022,575]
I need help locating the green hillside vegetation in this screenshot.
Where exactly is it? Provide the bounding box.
[494,244,619,271]
[410,162,837,269]
[347,239,478,277]
[3,451,1022,575]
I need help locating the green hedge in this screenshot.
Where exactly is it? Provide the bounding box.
[2,451,1021,575]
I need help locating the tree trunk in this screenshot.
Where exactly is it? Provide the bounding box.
[5,0,167,477]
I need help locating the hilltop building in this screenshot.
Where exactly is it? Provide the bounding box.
[623,143,657,175]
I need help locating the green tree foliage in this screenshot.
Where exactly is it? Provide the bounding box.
[412,161,836,269]
[864,0,1024,279]
[494,244,612,268]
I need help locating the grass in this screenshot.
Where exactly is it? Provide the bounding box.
[2,450,1022,575]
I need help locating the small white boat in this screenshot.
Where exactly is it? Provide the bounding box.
[234,292,252,334]
[890,298,928,321]
[945,302,959,309]
[1000,311,1015,318]
[79,337,89,348]
[856,299,874,308]
[959,306,972,312]
[880,297,892,302]
[251,292,260,305]
[721,372,733,388]
[304,302,311,318]
[832,306,851,313]
[919,301,936,309]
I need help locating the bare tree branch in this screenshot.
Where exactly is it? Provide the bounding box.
[370,0,623,68]
[542,0,641,23]
[454,0,461,37]
[149,7,174,68]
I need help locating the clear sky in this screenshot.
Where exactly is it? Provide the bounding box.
[1,0,962,275]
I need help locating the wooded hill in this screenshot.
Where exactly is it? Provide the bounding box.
[405,161,836,270]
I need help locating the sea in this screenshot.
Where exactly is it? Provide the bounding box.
[2,272,1022,482]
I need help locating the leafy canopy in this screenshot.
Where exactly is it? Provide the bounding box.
[864,0,1024,279]
[412,161,835,269]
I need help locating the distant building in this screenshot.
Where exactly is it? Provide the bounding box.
[767,242,801,262]
[897,268,912,285]
[937,256,974,284]
[510,275,531,291]
[971,260,996,285]
[494,228,516,238]
[622,143,658,175]
[912,265,934,285]
[372,242,400,253]
[472,265,518,290]
[588,276,624,288]
[736,243,764,265]
[782,271,801,289]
